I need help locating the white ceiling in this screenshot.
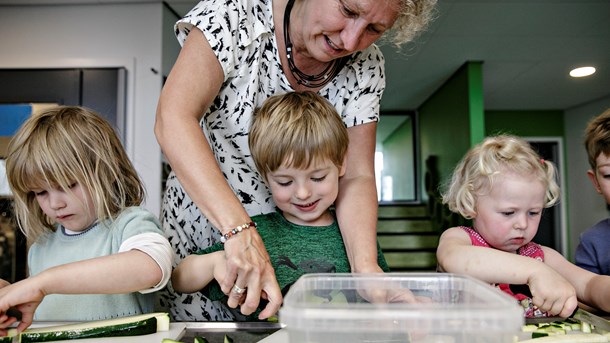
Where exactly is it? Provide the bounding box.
[5,0,609,112]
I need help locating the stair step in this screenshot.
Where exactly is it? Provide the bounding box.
[378,235,439,250]
[378,205,428,218]
[383,251,437,270]
[377,219,435,233]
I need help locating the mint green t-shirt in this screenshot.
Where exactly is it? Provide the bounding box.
[28,206,164,321]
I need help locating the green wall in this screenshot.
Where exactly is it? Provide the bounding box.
[486,110,564,136]
[418,62,485,200]
[383,117,415,200]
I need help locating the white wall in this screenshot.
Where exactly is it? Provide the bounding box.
[0,2,171,215]
[565,95,610,259]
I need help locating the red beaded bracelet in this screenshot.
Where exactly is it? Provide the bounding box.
[220,221,256,243]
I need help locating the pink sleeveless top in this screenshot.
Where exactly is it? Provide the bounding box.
[461,226,548,318]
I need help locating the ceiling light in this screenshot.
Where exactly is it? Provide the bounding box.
[570,66,596,78]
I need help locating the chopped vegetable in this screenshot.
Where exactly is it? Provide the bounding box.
[194,336,209,343]
[518,333,608,342]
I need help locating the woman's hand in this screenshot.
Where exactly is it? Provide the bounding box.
[221,229,282,319]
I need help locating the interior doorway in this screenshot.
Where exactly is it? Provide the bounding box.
[527,137,567,255]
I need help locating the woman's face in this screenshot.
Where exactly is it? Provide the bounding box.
[296,0,400,61]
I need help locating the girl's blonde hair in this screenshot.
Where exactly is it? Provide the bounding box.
[248,91,349,181]
[442,134,560,219]
[6,106,144,242]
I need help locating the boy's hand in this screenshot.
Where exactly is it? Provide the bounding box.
[528,268,578,317]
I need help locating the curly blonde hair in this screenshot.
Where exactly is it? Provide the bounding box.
[386,0,437,47]
[442,135,560,219]
[6,106,144,242]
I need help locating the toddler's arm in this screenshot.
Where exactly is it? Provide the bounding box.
[437,227,578,317]
[0,249,164,333]
[171,251,226,294]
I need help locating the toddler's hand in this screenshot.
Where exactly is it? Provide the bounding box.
[0,279,9,289]
[528,268,577,317]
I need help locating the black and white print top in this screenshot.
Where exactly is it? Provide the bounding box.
[160,0,386,321]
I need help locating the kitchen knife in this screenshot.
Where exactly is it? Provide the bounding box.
[572,307,610,332]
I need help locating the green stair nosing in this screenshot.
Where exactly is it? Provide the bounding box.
[381,248,438,253]
[376,231,440,236]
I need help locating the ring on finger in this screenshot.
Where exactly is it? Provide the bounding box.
[232,285,246,294]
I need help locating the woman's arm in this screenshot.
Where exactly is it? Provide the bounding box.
[335,122,383,274]
[0,250,161,332]
[437,228,578,317]
[154,29,281,318]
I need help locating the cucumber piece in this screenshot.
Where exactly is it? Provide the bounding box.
[521,324,538,332]
[224,334,234,343]
[519,333,608,342]
[531,331,549,338]
[162,339,183,343]
[0,328,18,342]
[20,312,169,343]
[194,336,209,343]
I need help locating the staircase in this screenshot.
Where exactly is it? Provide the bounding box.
[377,204,439,272]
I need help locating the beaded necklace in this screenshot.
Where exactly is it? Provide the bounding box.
[283,0,348,88]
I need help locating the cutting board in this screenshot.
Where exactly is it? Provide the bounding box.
[257,328,289,343]
[24,322,186,343]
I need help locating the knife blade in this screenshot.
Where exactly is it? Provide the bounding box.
[572,307,610,332]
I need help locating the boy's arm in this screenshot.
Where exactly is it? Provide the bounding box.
[437,227,578,317]
[544,247,610,313]
[171,251,226,294]
[0,249,163,332]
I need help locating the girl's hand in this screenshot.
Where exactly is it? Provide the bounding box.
[528,267,578,317]
[0,279,9,289]
[0,279,44,333]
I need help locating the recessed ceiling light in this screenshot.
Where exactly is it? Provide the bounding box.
[570,66,596,78]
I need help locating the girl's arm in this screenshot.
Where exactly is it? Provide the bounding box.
[0,249,162,332]
[335,122,382,274]
[437,227,578,317]
[543,247,610,312]
[172,252,226,294]
[154,28,281,319]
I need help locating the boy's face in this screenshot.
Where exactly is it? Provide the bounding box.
[266,157,346,226]
[31,181,96,232]
[588,153,610,205]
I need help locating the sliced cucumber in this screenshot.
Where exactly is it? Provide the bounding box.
[519,333,608,342]
[224,334,234,343]
[19,312,169,343]
[194,336,209,343]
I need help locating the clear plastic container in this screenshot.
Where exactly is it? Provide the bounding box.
[279,273,524,343]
